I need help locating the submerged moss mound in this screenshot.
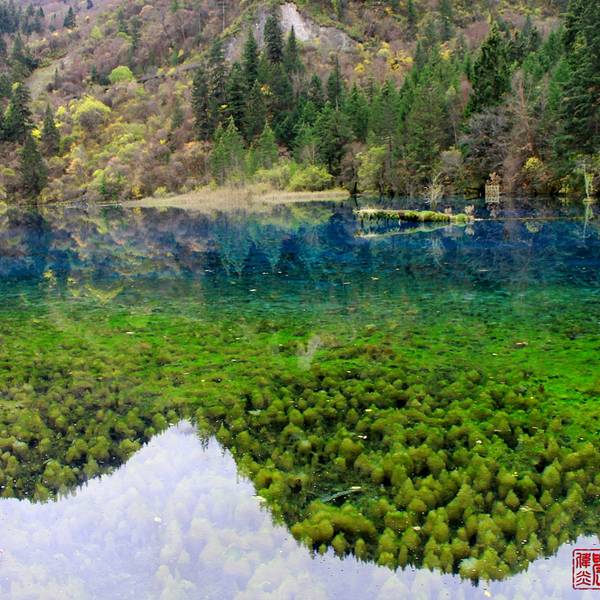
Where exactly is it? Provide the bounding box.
[201,340,600,581]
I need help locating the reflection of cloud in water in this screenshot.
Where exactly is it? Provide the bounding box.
[0,424,596,599]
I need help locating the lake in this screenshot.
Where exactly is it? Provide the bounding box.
[0,197,598,599]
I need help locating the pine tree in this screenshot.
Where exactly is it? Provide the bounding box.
[191,66,210,140]
[512,15,541,62]
[4,83,33,142]
[41,104,60,155]
[327,57,345,107]
[20,133,47,196]
[466,22,512,115]
[403,62,452,181]
[369,80,400,141]
[170,97,184,131]
[254,123,278,170]
[242,31,259,90]
[211,117,245,184]
[557,0,600,154]
[225,62,247,132]
[0,74,11,99]
[438,0,454,42]
[63,6,76,29]
[207,40,227,131]
[315,104,352,175]
[343,84,369,142]
[243,81,267,141]
[269,64,294,144]
[283,26,303,74]
[264,13,283,64]
[308,74,325,109]
[407,0,417,36]
[294,120,319,164]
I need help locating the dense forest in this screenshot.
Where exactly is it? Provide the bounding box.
[0,0,598,201]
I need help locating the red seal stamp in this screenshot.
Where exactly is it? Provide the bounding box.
[573,549,600,590]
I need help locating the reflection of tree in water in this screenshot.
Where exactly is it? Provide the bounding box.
[247,223,284,272]
[428,236,445,267]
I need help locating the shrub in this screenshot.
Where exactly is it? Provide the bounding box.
[287,164,334,191]
[73,96,111,131]
[109,65,135,84]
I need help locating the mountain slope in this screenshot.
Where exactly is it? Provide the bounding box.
[1,0,597,202]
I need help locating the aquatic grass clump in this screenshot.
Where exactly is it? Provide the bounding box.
[356,208,473,223]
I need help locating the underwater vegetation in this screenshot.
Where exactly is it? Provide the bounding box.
[204,338,600,582]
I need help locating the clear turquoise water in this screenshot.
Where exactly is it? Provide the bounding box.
[0,198,598,598]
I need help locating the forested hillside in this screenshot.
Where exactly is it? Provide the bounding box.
[0,0,597,202]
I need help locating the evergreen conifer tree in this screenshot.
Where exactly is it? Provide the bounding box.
[283,27,303,74]
[191,67,210,140]
[466,22,512,115]
[225,62,247,132]
[243,81,267,141]
[63,6,76,29]
[343,84,369,142]
[557,0,600,154]
[264,14,283,64]
[211,117,245,184]
[438,0,454,41]
[242,31,259,90]
[41,104,60,155]
[207,40,227,131]
[308,74,325,109]
[4,83,33,142]
[254,123,278,170]
[327,57,345,107]
[20,133,47,196]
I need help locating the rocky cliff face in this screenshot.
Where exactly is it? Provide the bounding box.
[227,2,355,62]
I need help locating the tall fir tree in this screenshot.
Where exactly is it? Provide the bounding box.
[315,104,352,175]
[210,117,245,184]
[242,31,259,90]
[191,66,210,140]
[308,74,325,109]
[243,81,267,141]
[225,62,247,133]
[254,123,278,170]
[20,133,47,196]
[407,0,417,35]
[63,6,76,29]
[264,13,283,64]
[557,0,600,154]
[207,40,227,131]
[466,22,512,115]
[438,0,454,42]
[4,83,33,142]
[41,104,60,155]
[283,26,303,74]
[343,84,369,142]
[327,57,345,107]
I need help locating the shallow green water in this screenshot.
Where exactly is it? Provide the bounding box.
[0,198,599,596]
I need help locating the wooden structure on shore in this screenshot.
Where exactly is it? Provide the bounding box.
[485,173,502,202]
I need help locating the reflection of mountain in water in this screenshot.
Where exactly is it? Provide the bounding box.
[0,423,594,600]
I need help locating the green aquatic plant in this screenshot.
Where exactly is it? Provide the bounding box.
[355,208,473,223]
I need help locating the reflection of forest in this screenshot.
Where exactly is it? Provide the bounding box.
[0,202,598,302]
